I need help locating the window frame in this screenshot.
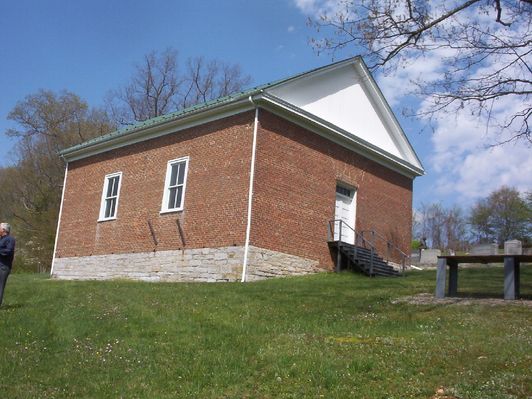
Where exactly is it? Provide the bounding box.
[160,156,189,214]
[98,172,123,222]
[336,185,354,199]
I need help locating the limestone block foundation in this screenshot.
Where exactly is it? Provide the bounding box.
[52,245,322,282]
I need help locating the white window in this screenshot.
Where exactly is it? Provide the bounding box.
[98,172,122,221]
[161,157,189,213]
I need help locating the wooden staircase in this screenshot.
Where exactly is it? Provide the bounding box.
[328,220,408,277]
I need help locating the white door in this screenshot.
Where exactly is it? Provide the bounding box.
[334,185,356,244]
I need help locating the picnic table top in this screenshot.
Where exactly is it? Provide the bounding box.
[437,254,532,263]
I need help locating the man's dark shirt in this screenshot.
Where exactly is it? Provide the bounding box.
[0,235,15,269]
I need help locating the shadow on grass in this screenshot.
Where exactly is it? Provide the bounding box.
[0,303,24,310]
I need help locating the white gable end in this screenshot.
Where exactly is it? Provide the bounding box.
[265,62,420,168]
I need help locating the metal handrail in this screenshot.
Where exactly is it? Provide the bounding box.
[328,221,409,275]
[360,230,409,257]
[328,220,377,275]
[327,219,356,241]
[360,229,409,274]
[327,219,369,245]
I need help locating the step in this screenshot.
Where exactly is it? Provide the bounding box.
[352,257,388,269]
[346,256,390,269]
[334,242,400,277]
[355,266,398,277]
[354,259,396,271]
[361,268,399,277]
[356,254,388,265]
[342,248,386,260]
[356,261,399,274]
[342,246,384,258]
[359,264,398,276]
[358,264,391,274]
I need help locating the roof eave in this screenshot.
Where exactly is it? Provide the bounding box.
[63,90,424,178]
[61,96,255,162]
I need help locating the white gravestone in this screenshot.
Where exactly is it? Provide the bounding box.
[470,243,498,255]
[420,249,441,264]
[504,240,522,255]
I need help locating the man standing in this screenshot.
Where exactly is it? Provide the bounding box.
[0,223,16,307]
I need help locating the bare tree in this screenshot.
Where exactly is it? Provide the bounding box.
[107,49,182,124]
[444,206,468,251]
[419,203,446,249]
[107,49,251,124]
[179,57,251,109]
[308,0,532,144]
[4,90,114,271]
[418,202,467,250]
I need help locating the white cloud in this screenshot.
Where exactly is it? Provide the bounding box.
[287,25,295,32]
[428,100,532,202]
[293,0,321,15]
[433,143,532,201]
[292,0,345,18]
[377,50,449,106]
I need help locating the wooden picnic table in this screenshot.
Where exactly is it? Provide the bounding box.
[435,255,532,300]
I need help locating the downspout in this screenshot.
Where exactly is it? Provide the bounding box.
[241,98,259,282]
[50,161,69,277]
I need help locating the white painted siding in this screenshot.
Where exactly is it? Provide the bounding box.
[267,65,405,161]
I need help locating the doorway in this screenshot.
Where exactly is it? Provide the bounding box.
[334,184,357,244]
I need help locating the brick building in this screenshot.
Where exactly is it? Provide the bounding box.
[51,57,424,282]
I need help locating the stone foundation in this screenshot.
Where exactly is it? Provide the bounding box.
[51,245,322,282]
[246,247,322,281]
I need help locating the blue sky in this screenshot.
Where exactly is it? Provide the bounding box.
[2,0,525,210]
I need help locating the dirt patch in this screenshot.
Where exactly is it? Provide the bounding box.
[392,293,532,307]
[430,386,459,399]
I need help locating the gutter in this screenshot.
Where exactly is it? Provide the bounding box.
[241,97,260,282]
[50,161,68,276]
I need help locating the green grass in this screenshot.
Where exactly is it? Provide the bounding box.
[1,267,531,398]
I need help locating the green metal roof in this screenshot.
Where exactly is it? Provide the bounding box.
[60,57,363,157]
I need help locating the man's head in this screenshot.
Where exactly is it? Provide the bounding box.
[0,223,11,237]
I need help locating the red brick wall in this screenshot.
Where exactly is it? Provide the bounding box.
[56,108,414,271]
[250,110,413,269]
[56,112,254,258]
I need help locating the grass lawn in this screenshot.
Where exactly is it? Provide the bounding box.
[1,267,530,398]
